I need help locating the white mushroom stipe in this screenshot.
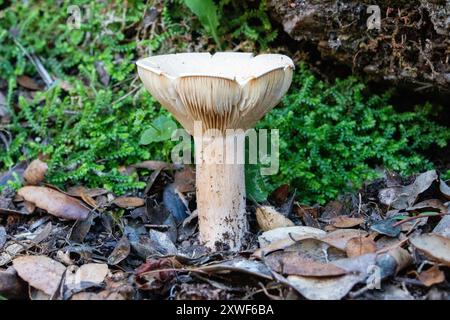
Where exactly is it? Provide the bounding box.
[136,52,294,251]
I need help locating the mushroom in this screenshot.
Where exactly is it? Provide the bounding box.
[136,52,293,251]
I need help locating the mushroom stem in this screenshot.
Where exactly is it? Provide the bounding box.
[195,133,247,251]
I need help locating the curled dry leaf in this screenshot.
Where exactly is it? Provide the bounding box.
[113,197,145,208]
[378,170,438,210]
[18,186,90,220]
[258,226,325,248]
[23,159,48,185]
[330,216,364,228]
[13,255,66,296]
[256,206,294,231]
[417,266,445,287]
[410,233,450,265]
[345,236,377,258]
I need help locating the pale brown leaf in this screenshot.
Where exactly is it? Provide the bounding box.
[23,159,48,185]
[112,197,145,208]
[410,233,450,265]
[345,236,377,257]
[266,251,347,277]
[417,266,445,287]
[256,206,294,231]
[18,186,90,220]
[330,216,364,228]
[13,255,66,296]
[17,75,41,90]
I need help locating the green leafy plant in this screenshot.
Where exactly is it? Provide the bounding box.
[183,0,221,48]
[259,64,450,204]
[140,115,178,145]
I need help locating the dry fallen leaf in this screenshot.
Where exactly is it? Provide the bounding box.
[410,233,450,265]
[257,226,325,248]
[417,266,445,287]
[23,159,48,185]
[107,235,130,265]
[345,236,377,257]
[17,75,41,90]
[13,255,66,296]
[319,229,368,251]
[173,166,196,193]
[266,251,348,277]
[378,170,438,210]
[113,197,145,208]
[439,179,450,200]
[76,263,109,284]
[330,216,364,228]
[287,274,362,300]
[256,206,295,231]
[18,186,90,220]
[433,215,450,238]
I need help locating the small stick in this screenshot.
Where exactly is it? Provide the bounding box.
[392,212,450,228]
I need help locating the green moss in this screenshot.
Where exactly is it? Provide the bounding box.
[259,65,450,204]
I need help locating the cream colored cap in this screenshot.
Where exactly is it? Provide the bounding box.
[136,52,294,134]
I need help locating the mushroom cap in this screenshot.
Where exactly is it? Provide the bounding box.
[136,52,294,134]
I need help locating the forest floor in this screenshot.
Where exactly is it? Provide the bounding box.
[1,161,449,300]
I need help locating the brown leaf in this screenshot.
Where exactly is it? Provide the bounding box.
[18,186,90,220]
[17,75,41,90]
[23,159,48,185]
[287,254,377,300]
[345,236,377,257]
[13,255,66,296]
[319,229,368,251]
[378,170,438,210]
[66,186,108,198]
[76,263,108,285]
[256,206,294,231]
[269,184,290,206]
[410,233,450,265]
[417,266,445,287]
[266,251,348,277]
[113,197,145,208]
[321,200,345,219]
[405,199,447,213]
[130,160,179,171]
[330,216,364,228]
[173,166,196,193]
[254,226,326,258]
[107,235,130,265]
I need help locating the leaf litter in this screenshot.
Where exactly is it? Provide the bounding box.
[1,166,450,300]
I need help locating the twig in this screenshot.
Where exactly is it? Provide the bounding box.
[392,212,449,228]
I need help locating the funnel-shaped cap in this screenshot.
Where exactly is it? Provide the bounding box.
[136,52,294,134]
